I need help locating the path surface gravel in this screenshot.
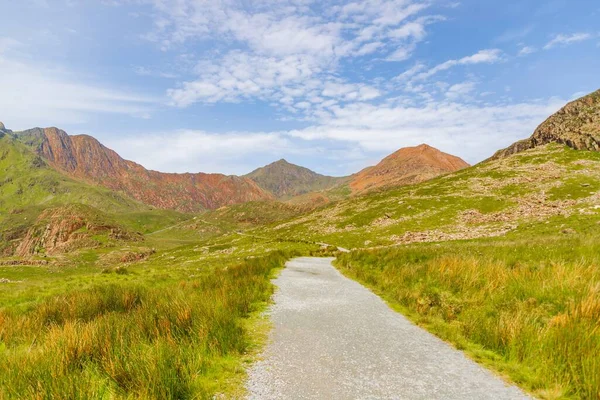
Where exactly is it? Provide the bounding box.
[246,257,529,400]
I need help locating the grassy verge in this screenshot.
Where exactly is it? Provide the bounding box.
[0,250,295,399]
[335,236,600,399]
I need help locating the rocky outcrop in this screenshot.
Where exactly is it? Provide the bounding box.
[0,121,11,138]
[16,128,273,212]
[492,89,600,159]
[15,204,141,256]
[350,144,469,194]
[245,159,345,199]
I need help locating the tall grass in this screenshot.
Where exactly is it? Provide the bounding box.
[0,251,292,399]
[336,239,600,399]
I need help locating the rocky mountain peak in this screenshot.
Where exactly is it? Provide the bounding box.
[0,121,5,131]
[492,89,600,159]
[245,159,343,199]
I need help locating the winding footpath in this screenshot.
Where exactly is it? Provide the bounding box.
[246,257,528,400]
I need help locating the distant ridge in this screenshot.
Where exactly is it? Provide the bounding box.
[15,127,273,212]
[245,158,345,199]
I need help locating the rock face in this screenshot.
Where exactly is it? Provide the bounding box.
[350,144,469,194]
[15,204,141,256]
[16,127,273,212]
[492,89,600,159]
[0,121,10,138]
[245,159,345,199]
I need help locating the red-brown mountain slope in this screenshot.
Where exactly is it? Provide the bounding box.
[17,127,273,212]
[350,144,469,194]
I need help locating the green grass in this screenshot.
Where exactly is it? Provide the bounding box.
[0,250,296,399]
[335,234,600,399]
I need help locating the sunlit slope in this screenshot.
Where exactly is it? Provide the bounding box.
[265,144,600,249]
[0,134,146,214]
[0,134,190,254]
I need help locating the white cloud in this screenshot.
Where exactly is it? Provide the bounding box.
[98,94,569,175]
[0,37,21,55]
[445,81,476,99]
[518,46,537,56]
[133,66,178,79]
[387,43,417,61]
[388,20,427,40]
[413,49,503,81]
[286,96,567,164]
[544,33,592,49]
[104,130,294,175]
[167,51,323,106]
[394,62,426,81]
[130,0,442,109]
[321,82,381,101]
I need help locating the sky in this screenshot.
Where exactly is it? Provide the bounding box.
[0,0,599,176]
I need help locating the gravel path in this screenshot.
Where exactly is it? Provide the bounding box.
[246,257,529,400]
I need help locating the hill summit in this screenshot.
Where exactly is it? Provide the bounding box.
[245,158,344,199]
[493,89,600,159]
[350,144,470,193]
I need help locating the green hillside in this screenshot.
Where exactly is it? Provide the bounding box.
[263,143,600,250]
[0,134,190,255]
[0,134,146,214]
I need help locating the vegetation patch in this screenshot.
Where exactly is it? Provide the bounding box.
[335,235,600,399]
[0,251,294,399]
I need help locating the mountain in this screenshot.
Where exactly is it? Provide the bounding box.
[0,132,156,256]
[245,159,346,199]
[349,144,469,194]
[492,89,600,159]
[15,127,273,212]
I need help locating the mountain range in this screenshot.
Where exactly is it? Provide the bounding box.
[3,124,470,212]
[1,88,599,258]
[2,88,600,399]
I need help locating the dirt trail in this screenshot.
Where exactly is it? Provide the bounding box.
[246,257,528,399]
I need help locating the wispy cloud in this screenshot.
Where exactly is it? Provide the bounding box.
[129,0,443,110]
[518,46,537,56]
[133,66,178,79]
[544,32,592,49]
[286,96,568,164]
[413,49,503,81]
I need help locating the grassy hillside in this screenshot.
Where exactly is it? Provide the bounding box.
[0,134,191,255]
[0,134,146,215]
[265,143,600,250]
[221,143,600,398]
[147,201,308,246]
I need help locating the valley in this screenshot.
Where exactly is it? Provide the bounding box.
[1,89,600,399]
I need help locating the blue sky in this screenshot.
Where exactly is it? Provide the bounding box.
[0,0,598,175]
